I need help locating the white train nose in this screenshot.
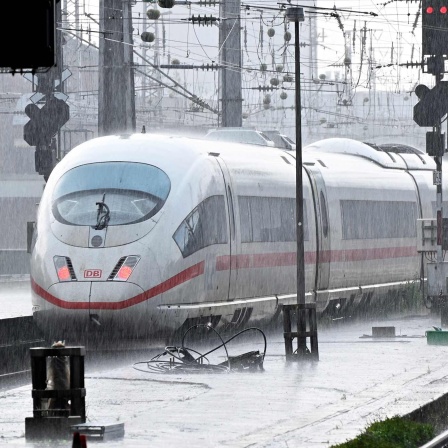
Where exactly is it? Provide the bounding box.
[35,281,148,341]
[46,281,145,310]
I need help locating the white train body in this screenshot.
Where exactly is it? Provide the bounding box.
[30,134,440,341]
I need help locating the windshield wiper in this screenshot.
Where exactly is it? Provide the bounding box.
[95,193,110,230]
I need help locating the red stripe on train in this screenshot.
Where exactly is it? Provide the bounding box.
[31,261,205,310]
[215,246,416,270]
[32,246,417,309]
[319,246,417,263]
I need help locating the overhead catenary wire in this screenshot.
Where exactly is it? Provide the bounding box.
[58,0,426,129]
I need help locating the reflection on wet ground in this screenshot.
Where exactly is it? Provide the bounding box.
[1,310,448,448]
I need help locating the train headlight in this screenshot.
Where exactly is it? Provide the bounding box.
[108,256,140,282]
[54,256,77,282]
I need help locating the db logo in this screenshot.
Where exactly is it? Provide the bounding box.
[84,269,102,278]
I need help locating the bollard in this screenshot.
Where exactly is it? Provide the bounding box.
[282,303,319,361]
[25,344,86,440]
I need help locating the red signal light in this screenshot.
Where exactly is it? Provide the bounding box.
[426,6,434,13]
[441,6,448,13]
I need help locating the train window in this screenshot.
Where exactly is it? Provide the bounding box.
[238,196,308,243]
[52,162,171,226]
[341,200,417,239]
[173,195,228,258]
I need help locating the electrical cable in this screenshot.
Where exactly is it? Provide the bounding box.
[133,325,267,374]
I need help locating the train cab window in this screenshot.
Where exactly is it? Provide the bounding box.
[173,195,228,258]
[52,162,171,226]
[341,200,417,239]
[239,196,308,243]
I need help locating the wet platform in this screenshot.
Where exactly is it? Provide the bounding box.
[1,311,448,447]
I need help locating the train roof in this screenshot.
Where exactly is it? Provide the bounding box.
[53,132,289,173]
[53,134,436,183]
[303,138,435,171]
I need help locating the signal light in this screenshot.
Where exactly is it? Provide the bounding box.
[24,96,70,147]
[422,1,448,55]
[413,82,448,127]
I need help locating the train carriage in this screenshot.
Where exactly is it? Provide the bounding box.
[29,134,440,342]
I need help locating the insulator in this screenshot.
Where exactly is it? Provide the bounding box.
[172,58,180,64]
[263,94,271,105]
[256,85,276,92]
[284,31,291,42]
[242,112,249,119]
[203,63,219,71]
[141,31,155,43]
[260,63,267,72]
[263,103,270,110]
[335,12,344,32]
[146,9,161,19]
[198,0,217,6]
[191,14,218,26]
[276,65,283,73]
[280,92,287,100]
[270,78,279,86]
[267,28,275,37]
[319,74,326,80]
[283,75,293,82]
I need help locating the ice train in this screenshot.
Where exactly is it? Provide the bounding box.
[29,134,440,342]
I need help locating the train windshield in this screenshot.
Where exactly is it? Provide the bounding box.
[52,162,171,226]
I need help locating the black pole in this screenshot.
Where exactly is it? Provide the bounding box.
[285,7,307,356]
[294,19,307,355]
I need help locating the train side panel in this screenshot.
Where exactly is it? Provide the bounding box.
[29,135,445,343]
[324,161,420,289]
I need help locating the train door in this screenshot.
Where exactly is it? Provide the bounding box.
[405,170,435,286]
[213,156,238,300]
[219,152,306,301]
[304,166,331,292]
